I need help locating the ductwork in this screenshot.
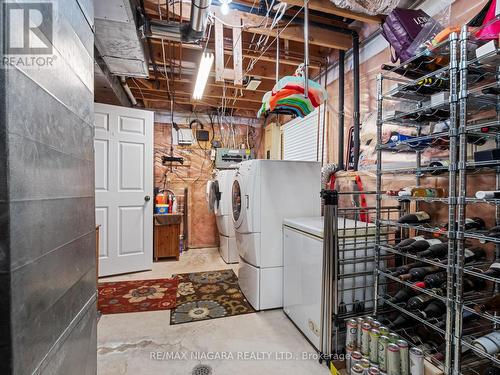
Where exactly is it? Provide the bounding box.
[94,0,149,77]
[180,0,212,42]
[321,163,338,189]
[329,0,399,15]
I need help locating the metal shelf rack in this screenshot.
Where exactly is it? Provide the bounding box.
[374,20,500,374]
[454,23,500,375]
[375,31,460,374]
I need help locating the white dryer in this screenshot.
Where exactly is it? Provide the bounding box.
[231,160,321,310]
[207,169,239,263]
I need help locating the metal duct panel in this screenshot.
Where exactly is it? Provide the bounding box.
[330,0,399,15]
[94,0,149,77]
[190,0,211,32]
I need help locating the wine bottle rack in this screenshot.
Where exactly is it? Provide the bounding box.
[375,18,500,375]
[454,22,500,374]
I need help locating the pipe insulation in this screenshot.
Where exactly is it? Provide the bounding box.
[180,0,211,42]
[321,163,338,189]
[329,0,399,15]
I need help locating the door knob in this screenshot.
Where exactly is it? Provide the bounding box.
[144,195,151,202]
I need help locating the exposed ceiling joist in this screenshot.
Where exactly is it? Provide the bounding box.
[213,7,352,50]
[129,79,264,103]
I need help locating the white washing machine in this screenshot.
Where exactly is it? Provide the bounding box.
[207,169,239,264]
[231,160,321,310]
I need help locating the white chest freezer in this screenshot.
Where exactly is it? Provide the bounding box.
[282,216,380,351]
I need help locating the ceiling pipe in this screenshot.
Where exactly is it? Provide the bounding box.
[180,0,212,42]
[352,33,360,171]
[337,50,345,170]
[120,77,138,106]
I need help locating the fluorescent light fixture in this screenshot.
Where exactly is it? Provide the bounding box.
[220,0,232,15]
[193,52,214,100]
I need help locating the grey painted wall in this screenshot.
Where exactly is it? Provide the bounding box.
[1,1,97,374]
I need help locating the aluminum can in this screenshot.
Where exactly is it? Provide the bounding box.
[369,328,381,363]
[351,364,365,375]
[378,335,389,372]
[379,326,390,336]
[361,322,372,356]
[397,339,409,375]
[351,350,363,368]
[356,317,365,350]
[388,332,400,343]
[409,347,424,375]
[387,343,401,375]
[346,318,359,350]
[369,367,381,375]
[371,320,382,329]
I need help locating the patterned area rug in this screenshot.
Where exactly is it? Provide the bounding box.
[170,269,255,325]
[98,278,178,314]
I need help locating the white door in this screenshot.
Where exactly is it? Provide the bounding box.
[94,103,154,277]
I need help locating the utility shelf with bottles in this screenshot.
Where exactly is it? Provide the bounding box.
[375,29,461,374]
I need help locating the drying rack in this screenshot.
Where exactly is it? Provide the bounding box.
[320,190,401,360]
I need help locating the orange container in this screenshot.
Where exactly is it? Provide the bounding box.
[155,192,166,205]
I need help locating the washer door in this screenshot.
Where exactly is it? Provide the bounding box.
[232,177,244,228]
[207,180,221,213]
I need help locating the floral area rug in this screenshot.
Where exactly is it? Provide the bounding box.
[98,278,178,314]
[170,269,255,324]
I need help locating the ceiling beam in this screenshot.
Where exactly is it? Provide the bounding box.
[129,80,265,103]
[285,0,382,24]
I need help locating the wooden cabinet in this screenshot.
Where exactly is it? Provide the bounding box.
[153,214,182,261]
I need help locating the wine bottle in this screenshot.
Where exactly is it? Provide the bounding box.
[387,262,427,276]
[483,366,500,375]
[436,310,478,329]
[417,242,448,258]
[394,236,425,249]
[398,211,431,224]
[442,217,486,231]
[465,217,486,231]
[400,238,442,253]
[417,300,446,319]
[387,314,413,330]
[483,263,500,278]
[428,160,449,175]
[407,288,445,310]
[414,271,448,289]
[487,226,500,238]
[476,191,500,199]
[388,288,418,304]
[400,266,441,281]
[464,248,486,262]
[411,187,447,198]
[474,294,500,313]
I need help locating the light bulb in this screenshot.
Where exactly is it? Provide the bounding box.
[220,1,229,15]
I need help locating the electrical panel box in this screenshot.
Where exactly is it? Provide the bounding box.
[264,122,282,160]
[215,148,253,169]
[173,128,193,146]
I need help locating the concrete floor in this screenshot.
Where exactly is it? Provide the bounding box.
[97,248,330,375]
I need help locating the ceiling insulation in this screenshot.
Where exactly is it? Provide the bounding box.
[330,0,400,15]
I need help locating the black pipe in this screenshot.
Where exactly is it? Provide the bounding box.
[338,50,345,170]
[352,32,360,171]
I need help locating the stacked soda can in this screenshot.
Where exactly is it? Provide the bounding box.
[345,317,424,375]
